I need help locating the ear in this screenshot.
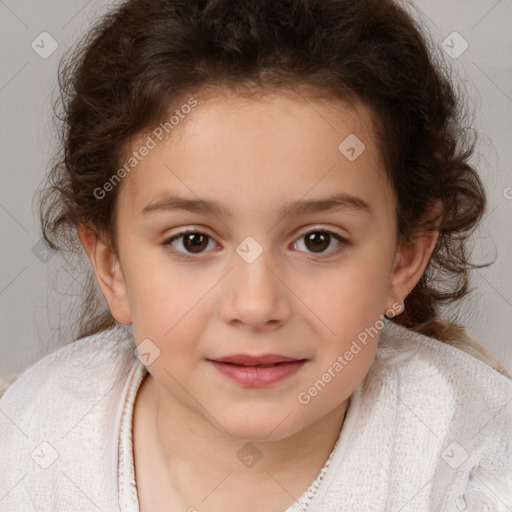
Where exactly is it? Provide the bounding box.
[77,223,132,324]
[385,204,441,313]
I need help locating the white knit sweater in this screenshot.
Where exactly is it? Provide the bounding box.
[0,321,511,512]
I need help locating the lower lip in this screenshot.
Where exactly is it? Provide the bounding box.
[208,360,306,387]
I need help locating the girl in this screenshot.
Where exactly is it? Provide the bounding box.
[1,0,511,510]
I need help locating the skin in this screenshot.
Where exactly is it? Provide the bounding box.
[79,87,439,511]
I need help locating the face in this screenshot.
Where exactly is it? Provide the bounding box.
[102,88,406,441]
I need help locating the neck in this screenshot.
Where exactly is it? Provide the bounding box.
[145,374,349,507]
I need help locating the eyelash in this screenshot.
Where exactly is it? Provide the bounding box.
[162,227,349,260]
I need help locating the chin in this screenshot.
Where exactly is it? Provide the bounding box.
[216,407,307,443]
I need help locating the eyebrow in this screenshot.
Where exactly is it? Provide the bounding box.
[141,192,372,218]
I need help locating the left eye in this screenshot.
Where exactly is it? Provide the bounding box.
[293,230,345,254]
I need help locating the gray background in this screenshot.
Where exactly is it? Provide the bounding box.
[1,0,511,379]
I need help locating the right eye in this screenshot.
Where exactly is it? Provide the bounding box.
[162,229,218,258]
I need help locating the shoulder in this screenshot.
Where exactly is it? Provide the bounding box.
[375,320,512,432]
[0,323,136,409]
[0,374,18,399]
[0,323,139,510]
[378,319,512,399]
[377,320,512,509]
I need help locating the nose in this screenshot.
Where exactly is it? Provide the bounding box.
[219,247,292,331]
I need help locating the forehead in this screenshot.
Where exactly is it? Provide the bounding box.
[117,87,393,221]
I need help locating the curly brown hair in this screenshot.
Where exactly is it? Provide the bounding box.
[39,0,506,374]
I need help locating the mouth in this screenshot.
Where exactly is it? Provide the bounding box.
[206,354,308,387]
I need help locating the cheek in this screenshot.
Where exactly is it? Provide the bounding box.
[123,254,218,357]
[122,246,209,328]
[295,328,379,423]
[295,253,391,386]
[299,258,392,334]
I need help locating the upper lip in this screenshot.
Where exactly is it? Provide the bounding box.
[208,354,306,365]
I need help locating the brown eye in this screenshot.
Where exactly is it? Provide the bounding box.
[304,232,330,252]
[164,231,216,255]
[181,233,209,253]
[294,230,346,255]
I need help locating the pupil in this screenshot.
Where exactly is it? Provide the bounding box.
[306,232,329,252]
[184,233,207,252]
